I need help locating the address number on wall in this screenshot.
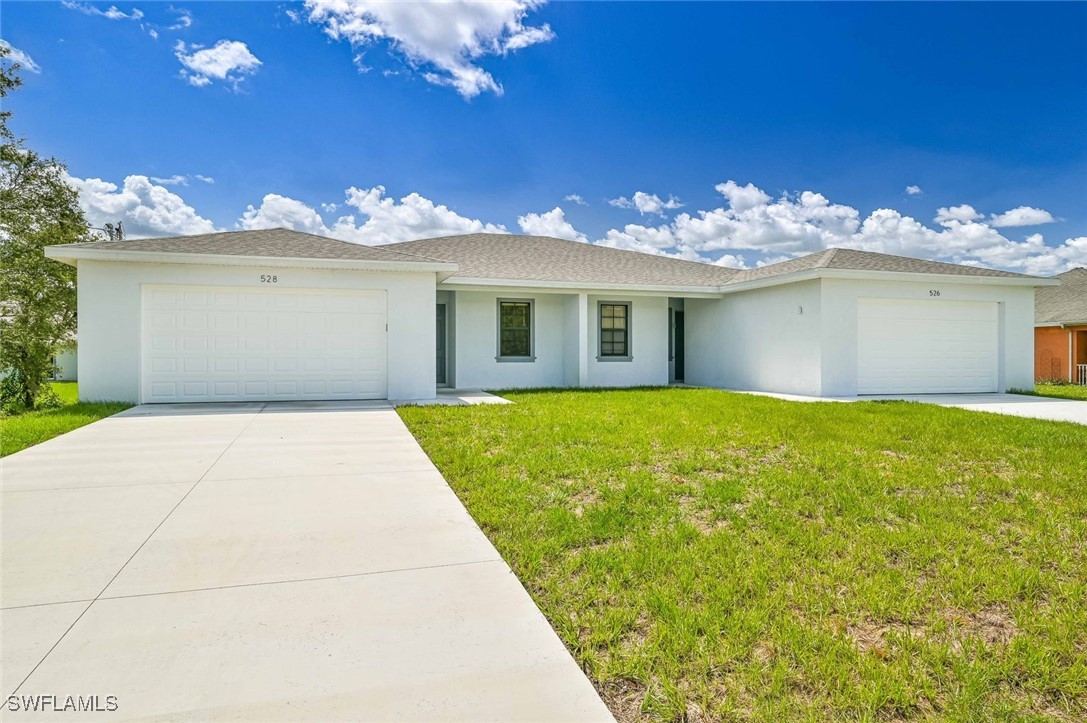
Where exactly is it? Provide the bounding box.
[260,274,278,284]
[929,289,941,297]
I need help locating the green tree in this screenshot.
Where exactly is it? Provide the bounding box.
[0,45,91,411]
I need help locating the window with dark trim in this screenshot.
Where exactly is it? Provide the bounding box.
[599,302,630,358]
[498,299,533,359]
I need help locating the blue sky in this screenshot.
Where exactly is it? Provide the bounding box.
[2,1,1085,273]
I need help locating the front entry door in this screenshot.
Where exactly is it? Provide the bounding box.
[674,310,685,381]
[436,303,447,385]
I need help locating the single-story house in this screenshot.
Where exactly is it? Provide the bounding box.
[45,229,1056,403]
[1035,267,1087,384]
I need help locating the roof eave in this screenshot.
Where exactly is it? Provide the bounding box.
[719,267,1056,294]
[1036,320,1087,328]
[43,246,459,276]
[440,276,725,296]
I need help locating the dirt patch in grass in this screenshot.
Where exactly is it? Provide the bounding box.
[596,679,647,722]
[945,604,1017,647]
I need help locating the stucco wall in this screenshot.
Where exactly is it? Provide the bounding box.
[685,281,823,395]
[450,290,669,389]
[76,260,437,403]
[820,278,1036,396]
[54,347,78,381]
[586,295,669,387]
[452,290,569,389]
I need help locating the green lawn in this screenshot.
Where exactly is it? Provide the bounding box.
[399,388,1087,722]
[0,382,131,457]
[1016,384,1087,401]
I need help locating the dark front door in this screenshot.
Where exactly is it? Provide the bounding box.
[436,303,447,385]
[674,310,685,381]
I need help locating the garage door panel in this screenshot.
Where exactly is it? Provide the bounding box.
[857,298,998,395]
[142,285,388,403]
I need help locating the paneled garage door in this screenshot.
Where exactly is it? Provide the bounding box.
[142,285,387,403]
[857,298,998,394]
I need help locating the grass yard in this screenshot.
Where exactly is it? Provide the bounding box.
[399,388,1087,721]
[1017,384,1087,402]
[0,382,131,457]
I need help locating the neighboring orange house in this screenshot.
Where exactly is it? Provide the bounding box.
[1035,267,1087,383]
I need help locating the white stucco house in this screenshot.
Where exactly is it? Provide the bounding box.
[44,229,1054,404]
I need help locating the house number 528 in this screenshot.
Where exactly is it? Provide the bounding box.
[260,274,278,283]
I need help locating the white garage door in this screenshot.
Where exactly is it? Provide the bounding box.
[142,285,387,403]
[857,298,998,394]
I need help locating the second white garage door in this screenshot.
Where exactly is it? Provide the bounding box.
[857,298,998,394]
[142,285,387,403]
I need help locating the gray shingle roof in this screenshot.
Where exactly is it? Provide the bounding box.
[381,233,741,287]
[57,229,440,264]
[1035,267,1087,324]
[725,247,1037,285]
[56,229,1044,290]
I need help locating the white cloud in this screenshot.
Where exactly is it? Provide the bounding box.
[149,174,189,186]
[240,186,507,244]
[595,180,1087,275]
[67,174,218,238]
[147,173,214,186]
[175,40,261,89]
[517,207,586,242]
[64,172,1087,276]
[302,0,555,98]
[168,7,193,30]
[906,185,922,196]
[609,191,683,216]
[62,1,144,21]
[0,40,41,73]
[989,206,1057,228]
[934,204,983,226]
[564,193,587,206]
[240,194,329,236]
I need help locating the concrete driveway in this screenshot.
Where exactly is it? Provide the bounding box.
[861,393,1087,424]
[739,390,1087,425]
[1,402,612,722]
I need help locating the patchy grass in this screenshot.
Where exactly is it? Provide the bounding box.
[1015,384,1087,401]
[1,383,130,457]
[399,388,1087,722]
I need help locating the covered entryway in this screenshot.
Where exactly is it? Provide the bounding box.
[141,285,387,403]
[857,298,999,394]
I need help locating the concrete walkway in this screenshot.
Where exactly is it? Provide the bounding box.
[737,390,1087,425]
[1,402,612,721]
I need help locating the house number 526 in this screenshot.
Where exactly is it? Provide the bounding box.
[260,274,278,283]
[929,289,941,297]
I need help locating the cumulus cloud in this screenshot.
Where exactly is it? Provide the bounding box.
[175,39,261,89]
[302,0,555,98]
[65,173,1086,275]
[239,194,329,236]
[595,180,1086,275]
[609,191,684,216]
[989,206,1057,228]
[934,204,983,226]
[906,185,922,196]
[0,40,41,73]
[564,193,587,206]
[240,186,507,244]
[67,174,218,238]
[517,207,586,242]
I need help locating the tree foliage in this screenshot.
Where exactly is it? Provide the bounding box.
[0,46,91,412]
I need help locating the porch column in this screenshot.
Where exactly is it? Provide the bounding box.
[578,292,590,387]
